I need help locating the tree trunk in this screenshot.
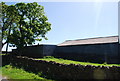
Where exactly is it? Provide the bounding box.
[5,40,10,54]
[6,24,12,54]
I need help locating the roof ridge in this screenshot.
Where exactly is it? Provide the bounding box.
[66,35,118,42]
[58,35,118,46]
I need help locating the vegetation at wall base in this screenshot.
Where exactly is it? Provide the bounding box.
[0,65,54,81]
[0,54,7,55]
[35,56,120,67]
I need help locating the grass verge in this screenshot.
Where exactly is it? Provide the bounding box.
[0,65,54,81]
[35,56,120,67]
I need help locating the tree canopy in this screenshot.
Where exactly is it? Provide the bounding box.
[1,2,51,49]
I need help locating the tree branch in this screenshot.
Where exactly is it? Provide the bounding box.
[2,41,7,47]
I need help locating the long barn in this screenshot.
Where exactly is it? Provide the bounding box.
[54,36,120,63]
[12,36,120,64]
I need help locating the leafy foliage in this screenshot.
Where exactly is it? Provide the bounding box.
[1,2,51,49]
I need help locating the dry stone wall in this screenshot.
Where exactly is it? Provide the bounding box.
[2,55,120,80]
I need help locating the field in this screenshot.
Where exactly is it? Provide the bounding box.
[36,56,120,67]
[0,65,54,81]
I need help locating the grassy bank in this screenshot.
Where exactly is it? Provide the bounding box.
[0,65,54,81]
[36,56,120,67]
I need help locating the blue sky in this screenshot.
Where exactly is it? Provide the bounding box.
[1,1,118,51]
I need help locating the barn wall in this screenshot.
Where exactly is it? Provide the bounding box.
[12,45,57,58]
[22,45,43,58]
[53,43,119,63]
[0,41,1,54]
[11,43,119,63]
[43,45,56,56]
[12,45,43,58]
[119,44,120,63]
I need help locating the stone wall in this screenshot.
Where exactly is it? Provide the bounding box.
[2,55,120,80]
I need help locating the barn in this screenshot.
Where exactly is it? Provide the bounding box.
[53,36,120,64]
[12,36,120,64]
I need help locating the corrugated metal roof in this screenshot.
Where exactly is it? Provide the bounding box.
[58,36,118,46]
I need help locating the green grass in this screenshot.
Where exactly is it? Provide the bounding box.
[35,56,120,67]
[0,54,7,55]
[0,65,54,81]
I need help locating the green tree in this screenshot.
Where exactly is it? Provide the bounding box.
[1,2,9,48]
[1,2,51,52]
[1,2,20,53]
